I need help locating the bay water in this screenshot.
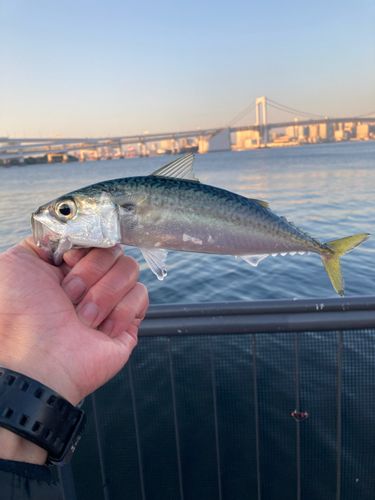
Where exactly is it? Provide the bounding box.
[1,142,375,499]
[0,141,374,301]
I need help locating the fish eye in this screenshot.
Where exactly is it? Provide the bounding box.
[55,199,77,221]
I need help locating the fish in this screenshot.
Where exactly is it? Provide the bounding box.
[31,153,369,296]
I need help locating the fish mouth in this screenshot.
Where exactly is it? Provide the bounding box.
[31,213,62,261]
[31,214,57,248]
[31,213,73,265]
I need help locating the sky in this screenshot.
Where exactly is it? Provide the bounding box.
[0,0,374,137]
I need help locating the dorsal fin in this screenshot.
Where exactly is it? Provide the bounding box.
[248,198,269,208]
[150,153,199,181]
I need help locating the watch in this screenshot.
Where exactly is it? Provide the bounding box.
[0,367,85,465]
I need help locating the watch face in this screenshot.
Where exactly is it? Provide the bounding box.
[49,413,86,465]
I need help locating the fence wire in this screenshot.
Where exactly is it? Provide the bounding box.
[63,299,375,500]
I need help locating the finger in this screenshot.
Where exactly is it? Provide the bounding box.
[112,322,141,353]
[59,248,92,277]
[20,236,55,263]
[17,237,65,281]
[75,255,139,328]
[61,245,123,303]
[20,238,87,280]
[99,283,149,338]
[63,247,91,267]
[102,328,139,377]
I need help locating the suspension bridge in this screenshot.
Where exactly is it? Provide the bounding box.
[1,97,374,162]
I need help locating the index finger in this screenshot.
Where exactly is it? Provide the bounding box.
[61,245,126,303]
[63,247,91,267]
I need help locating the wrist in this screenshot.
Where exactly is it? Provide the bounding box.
[0,427,47,465]
[0,366,86,466]
[0,357,81,406]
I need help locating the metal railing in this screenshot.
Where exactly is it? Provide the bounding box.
[61,297,375,500]
[140,296,375,336]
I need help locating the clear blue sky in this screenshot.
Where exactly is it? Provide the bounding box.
[1,0,374,137]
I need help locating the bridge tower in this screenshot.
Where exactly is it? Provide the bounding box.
[255,96,269,146]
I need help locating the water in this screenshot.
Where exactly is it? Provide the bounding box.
[1,142,375,499]
[1,141,374,301]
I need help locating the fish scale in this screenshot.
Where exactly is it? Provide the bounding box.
[109,176,319,255]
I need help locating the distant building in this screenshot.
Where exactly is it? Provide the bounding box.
[298,126,309,142]
[306,123,332,143]
[344,122,355,137]
[319,123,328,140]
[308,125,320,142]
[357,123,370,140]
[158,139,174,153]
[233,130,259,150]
[334,129,348,141]
[286,126,296,139]
[198,137,209,154]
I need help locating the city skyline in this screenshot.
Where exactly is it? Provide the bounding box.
[1,0,374,137]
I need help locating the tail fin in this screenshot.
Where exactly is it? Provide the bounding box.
[321,233,369,296]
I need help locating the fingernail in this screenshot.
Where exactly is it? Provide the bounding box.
[78,302,99,326]
[124,331,138,347]
[62,276,86,303]
[111,245,123,257]
[100,318,114,335]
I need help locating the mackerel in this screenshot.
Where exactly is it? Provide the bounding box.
[31,153,369,295]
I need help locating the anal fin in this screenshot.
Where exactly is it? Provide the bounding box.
[239,254,268,267]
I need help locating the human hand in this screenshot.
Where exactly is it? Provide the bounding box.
[0,238,148,463]
[0,238,148,405]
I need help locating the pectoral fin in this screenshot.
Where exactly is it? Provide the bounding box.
[53,238,73,265]
[140,247,168,280]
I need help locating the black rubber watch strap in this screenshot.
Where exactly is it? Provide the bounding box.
[0,367,85,465]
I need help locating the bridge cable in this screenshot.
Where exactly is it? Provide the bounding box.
[268,103,321,120]
[267,100,325,120]
[267,98,326,118]
[267,98,325,119]
[267,101,321,120]
[227,102,256,127]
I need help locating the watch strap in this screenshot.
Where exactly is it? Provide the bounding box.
[0,367,85,465]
